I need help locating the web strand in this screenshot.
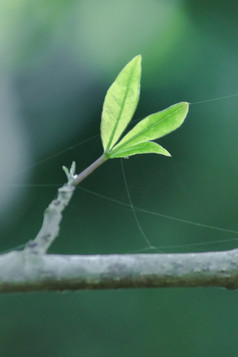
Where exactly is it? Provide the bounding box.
[120,160,155,250]
[2,131,238,251]
[77,186,238,250]
[18,134,99,176]
[190,92,238,105]
[2,90,238,253]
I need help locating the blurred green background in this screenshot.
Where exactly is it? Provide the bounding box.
[1,0,238,356]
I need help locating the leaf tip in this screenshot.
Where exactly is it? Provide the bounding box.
[161,148,171,157]
[131,54,142,66]
[181,101,190,112]
[175,101,189,122]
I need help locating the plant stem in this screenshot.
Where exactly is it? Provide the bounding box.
[24,156,107,254]
[73,154,107,186]
[25,180,76,254]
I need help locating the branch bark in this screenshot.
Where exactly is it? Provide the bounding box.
[3,161,237,294]
[1,248,238,293]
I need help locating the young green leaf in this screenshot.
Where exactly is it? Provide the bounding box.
[100,55,142,152]
[107,141,171,158]
[108,102,189,157]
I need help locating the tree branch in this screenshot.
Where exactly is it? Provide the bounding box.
[3,160,237,294]
[1,248,238,293]
[25,162,76,254]
[23,158,106,255]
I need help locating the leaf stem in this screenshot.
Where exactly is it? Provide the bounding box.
[73,154,107,186]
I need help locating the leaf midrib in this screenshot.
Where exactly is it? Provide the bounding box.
[105,66,137,152]
[110,105,184,154]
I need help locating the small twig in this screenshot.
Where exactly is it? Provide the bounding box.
[24,156,107,254]
[25,162,77,254]
[73,154,107,186]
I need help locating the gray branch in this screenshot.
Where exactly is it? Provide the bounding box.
[2,160,237,294]
[25,158,106,255]
[1,249,238,293]
[25,162,76,254]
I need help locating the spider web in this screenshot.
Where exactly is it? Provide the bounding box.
[1,93,238,254]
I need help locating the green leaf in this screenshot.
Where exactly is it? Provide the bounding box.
[100,55,142,152]
[111,102,189,153]
[107,141,171,158]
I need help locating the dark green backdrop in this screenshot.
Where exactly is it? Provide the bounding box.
[1,1,238,356]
